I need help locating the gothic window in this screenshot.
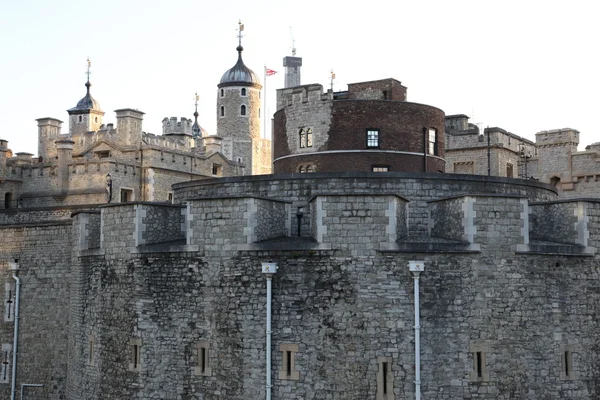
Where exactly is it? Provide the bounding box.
[428,128,438,155]
[367,129,379,148]
[299,129,306,148]
[220,106,225,117]
[299,128,313,148]
[241,105,246,116]
[241,88,247,96]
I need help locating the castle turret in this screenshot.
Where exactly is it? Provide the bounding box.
[217,24,270,175]
[67,66,104,135]
[535,128,579,190]
[36,118,63,160]
[56,139,74,195]
[283,56,302,88]
[115,109,144,147]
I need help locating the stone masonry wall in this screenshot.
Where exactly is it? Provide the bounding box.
[137,203,185,246]
[429,197,466,241]
[530,201,579,244]
[0,221,73,400]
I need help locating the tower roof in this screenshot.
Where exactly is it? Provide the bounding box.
[68,80,102,114]
[218,45,262,88]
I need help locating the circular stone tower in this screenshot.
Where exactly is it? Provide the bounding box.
[217,42,264,175]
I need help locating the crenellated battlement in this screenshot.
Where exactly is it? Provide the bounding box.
[162,117,193,136]
[276,84,332,112]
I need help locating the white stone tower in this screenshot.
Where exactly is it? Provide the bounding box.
[217,23,270,175]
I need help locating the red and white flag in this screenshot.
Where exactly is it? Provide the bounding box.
[265,68,277,76]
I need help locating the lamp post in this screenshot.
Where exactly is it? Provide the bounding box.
[106,172,112,203]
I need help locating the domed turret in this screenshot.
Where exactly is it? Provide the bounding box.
[67,59,105,135]
[218,45,262,88]
[68,81,102,113]
[216,22,271,176]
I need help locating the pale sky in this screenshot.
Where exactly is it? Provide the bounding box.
[1,0,598,155]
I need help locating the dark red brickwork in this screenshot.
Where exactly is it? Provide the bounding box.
[276,152,444,174]
[273,98,445,174]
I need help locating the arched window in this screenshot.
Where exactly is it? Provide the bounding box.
[306,128,313,147]
[220,106,225,117]
[241,88,247,96]
[4,192,12,209]
[78,116,83,123]
[299,129,306,148]
[307,165,313,173]
[299,166,305,173]
[94,117,98,123]
[241,105,246,116]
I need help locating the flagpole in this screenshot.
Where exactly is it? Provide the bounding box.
[263,65,267,139]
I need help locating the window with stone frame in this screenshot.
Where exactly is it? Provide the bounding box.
[241,88,247,96]
[220,106,225,117]
[367,129,379,148]
[194,341,212,376]
[241,105,247,116]
[298,128,313,148]
[506,163,514,178]
[279,344,299,380]
[129,338,142,372]
[1,344,11,384]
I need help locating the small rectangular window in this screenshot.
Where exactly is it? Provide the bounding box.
[120,188,133,203]
[560,345,576,380]
[212,164,223,176]
[372,165,389,172]
[4,282,15,322]
[469,343,489,382]
[194,342,211,376]
[376,356,394,400]
[1,344,11,384]
[129,338,142,372]
[506,163,514,178]
[367,129,379,148]
[279,344,299,380]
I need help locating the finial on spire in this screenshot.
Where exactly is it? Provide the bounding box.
[192,92,201,138]
[237,20,244,47]
[85,57,92,93]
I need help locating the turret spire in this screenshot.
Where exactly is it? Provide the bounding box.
[85,57,92,94]
[192,92,201,138]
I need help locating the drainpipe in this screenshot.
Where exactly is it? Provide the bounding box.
[9,260,20,400]
[261,263,278,400]
[409,260,425,400]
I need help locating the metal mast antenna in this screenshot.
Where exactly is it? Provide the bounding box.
[290,27,296,56]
